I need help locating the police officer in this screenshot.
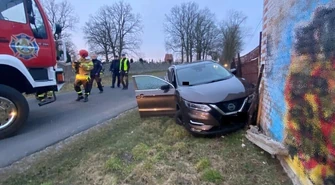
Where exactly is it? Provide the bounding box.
[89,53,103,93]
[72,49,94,102]
[110,55,120,88]
[119,53,130,90]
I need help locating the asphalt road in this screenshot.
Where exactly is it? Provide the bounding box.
[0,83,137,168]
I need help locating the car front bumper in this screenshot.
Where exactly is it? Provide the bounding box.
[182,97,251,135]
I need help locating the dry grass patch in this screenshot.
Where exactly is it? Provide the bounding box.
[0,110,292,185]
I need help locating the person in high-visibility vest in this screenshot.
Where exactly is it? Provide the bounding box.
[119,53,130,90]
[72,49,94,102]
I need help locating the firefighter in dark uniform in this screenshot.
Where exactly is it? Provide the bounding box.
[89,53,103,93]
[110,55,120,88]
[120,53,130,90]
[72,49,94,102]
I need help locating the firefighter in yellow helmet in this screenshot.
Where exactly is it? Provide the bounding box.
[72,49,94,102]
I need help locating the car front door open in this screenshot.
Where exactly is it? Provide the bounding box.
[132,75,176,118]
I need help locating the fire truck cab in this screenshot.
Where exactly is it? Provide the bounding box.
[0,0,66,139]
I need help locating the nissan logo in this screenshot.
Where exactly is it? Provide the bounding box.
[227,103,236,111]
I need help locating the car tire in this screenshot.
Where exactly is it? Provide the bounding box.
[174,109,183,125]
[0,85,29,139]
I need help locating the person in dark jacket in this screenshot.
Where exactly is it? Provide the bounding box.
[110,55,121,88]
[89,53,103,93]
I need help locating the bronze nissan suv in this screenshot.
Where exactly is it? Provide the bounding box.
[132,60,255,136]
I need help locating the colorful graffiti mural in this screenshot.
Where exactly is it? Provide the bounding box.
[284,3,335,184]
[262,0,335,184]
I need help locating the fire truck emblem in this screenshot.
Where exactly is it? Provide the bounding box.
[9,33,39,60]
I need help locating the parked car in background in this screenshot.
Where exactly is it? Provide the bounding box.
[131,60,255,136]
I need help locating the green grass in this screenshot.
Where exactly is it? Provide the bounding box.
[195,158,211,172]
[201,168,223,184]
[0,110,292,185]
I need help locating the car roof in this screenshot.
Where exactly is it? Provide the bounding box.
[170,60,218,70]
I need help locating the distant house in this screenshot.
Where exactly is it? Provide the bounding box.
[164,54,173,63]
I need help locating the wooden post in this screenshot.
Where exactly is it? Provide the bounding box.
[256,81,264,126]
[258,31,262,75]
[237,53,242,77]
[247,64,264,126]
[256,31,263,126]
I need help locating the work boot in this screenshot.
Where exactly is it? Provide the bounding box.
[84,95,88,102]
[76,95,84,101]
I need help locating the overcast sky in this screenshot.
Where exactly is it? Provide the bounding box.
[70,0,263,60]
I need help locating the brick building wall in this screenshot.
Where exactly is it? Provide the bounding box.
[259,0,335,184]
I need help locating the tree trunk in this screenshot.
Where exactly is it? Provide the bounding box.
[231,58,236,69]
[186,46,189,63]
[181,46,184,63]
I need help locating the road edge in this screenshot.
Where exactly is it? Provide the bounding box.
[0,107,137,179]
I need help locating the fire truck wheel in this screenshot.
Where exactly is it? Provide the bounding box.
[0,85,29,139]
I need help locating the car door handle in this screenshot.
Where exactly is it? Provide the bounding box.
[136,94,144,99]
[136,94,156,99]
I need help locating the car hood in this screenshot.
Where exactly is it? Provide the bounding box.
[178,76,254,103]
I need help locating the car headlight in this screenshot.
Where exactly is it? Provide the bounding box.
[184,100,211,112]
[248,93,255,103]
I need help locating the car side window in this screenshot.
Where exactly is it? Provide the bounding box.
[134,76,172,90]
[0,0,26,23]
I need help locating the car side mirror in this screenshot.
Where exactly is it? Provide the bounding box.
[160,84,170,93]
[54,24,62,35]
[230,68,237,75]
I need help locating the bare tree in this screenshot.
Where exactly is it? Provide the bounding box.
[182,2,198,62]
[165,2,219,62]
[193,8,218,60]
[41,0,79,60]
[41,0,78,39]
[109,1,143,57]
[164,4,186,62]
[83,1,143,59]
[83,7,115,62]
[165,2,199,63]
[219,10,248,67]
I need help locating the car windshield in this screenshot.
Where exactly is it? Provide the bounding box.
[176,62,233,86]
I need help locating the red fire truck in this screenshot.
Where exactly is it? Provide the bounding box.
[0,0,66,139]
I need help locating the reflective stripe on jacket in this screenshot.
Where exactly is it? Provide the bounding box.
[72,58,94,75]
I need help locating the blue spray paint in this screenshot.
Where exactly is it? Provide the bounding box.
[266,0,330,142]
